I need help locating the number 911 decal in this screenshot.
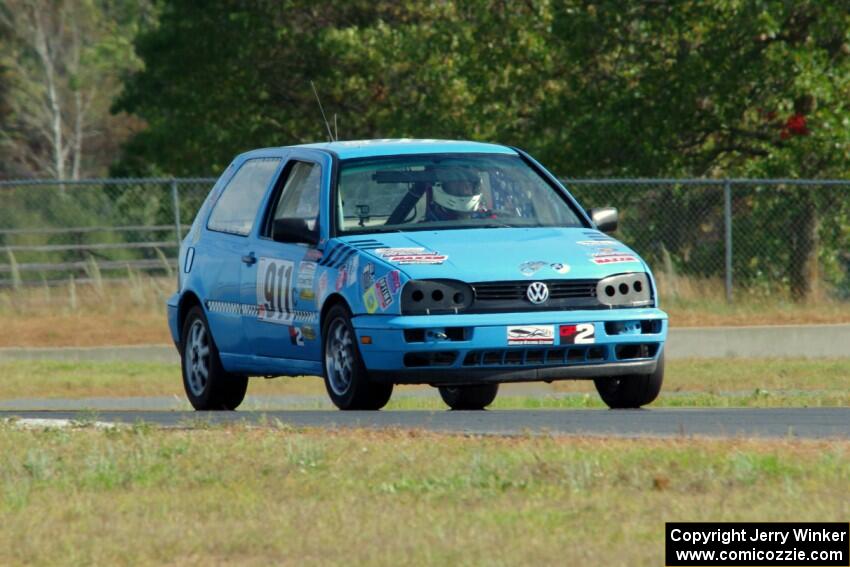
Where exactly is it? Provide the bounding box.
[257,257,295,324]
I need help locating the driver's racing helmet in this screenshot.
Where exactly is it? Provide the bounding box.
[432,169,483,214]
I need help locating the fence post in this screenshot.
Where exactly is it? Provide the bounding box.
[723,179,733,303]
[171,178,182,248]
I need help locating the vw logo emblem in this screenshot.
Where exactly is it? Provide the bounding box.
[527,282,549,304]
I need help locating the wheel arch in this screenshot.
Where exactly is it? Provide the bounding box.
[176,291,203,352]
[320,293,353,334]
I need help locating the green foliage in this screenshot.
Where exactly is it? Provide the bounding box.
[116,1,850,176]
[112,1,850,298]
[0,0,153,178]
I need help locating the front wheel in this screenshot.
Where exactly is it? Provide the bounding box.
[181,306,248,410]
[438,384,499,410]
[322,304,393,410]
[594,351,664,409]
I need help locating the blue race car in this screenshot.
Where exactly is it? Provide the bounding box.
[167,140,668,411]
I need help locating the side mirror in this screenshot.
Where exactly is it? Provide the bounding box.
[589,207,618,233]
[272,218,318,245]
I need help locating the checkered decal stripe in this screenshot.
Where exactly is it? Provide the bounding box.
[206,300,255,316]
[289,310,318,323]
[205,300,318,323]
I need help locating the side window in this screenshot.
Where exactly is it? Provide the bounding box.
[269,161,321,232]
[208,158,281,235]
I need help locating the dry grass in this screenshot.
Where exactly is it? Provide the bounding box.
[0,276,174,347]
[655,271,850,326]
[3,275,850,348]
[0,425,847,566]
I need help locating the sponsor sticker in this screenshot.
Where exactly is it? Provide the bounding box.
[375,247,448,265]
[375,247,425,256]
[289,326,304,347]
[591,254,639,265]
[507,325,555,345]
[316,271,328,303]
[388,270,401,294]
[362,286,379,314]
[559,323,596,344]
[519,261,547,277]
[296,261,317,300]
[335,266,347,291]
[375,276,393,309]
[576,240,619,246]
[550,263,570,274]
[361,263,375,290]
[346,255,359,287]
[302,325,316,341]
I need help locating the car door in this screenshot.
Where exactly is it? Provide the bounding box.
[241,155,325,361]
[199,156,283,357]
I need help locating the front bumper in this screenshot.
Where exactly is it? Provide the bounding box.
[352,308,667,385]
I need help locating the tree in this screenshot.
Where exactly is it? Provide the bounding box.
[542,1,850,299]
[115,0,850,299]
[0,0,150,179]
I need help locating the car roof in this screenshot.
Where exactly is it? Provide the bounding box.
[286,139,518,160]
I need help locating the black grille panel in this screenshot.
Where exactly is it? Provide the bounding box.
[462,345,610,367]
[470,279,600,312]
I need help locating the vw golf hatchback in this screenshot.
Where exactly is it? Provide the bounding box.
[167,140,668,410]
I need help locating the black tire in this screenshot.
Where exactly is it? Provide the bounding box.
[322,304,393,410]
[438,384,499,410]
[181,305,248,410]
[594,351,665,409]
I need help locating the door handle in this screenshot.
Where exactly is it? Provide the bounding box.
[241,253,257,265]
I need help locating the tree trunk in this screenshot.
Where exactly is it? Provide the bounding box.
[32,7,65,180]
[789,193,818,301]
[70,15,82,180]
[72,91,83,180]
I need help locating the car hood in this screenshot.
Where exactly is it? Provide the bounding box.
[338,227,646,282]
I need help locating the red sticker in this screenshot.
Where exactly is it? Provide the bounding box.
[559,323,595,344]
[591,254,638,265]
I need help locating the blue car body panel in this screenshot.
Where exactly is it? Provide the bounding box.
[168,139,668,382]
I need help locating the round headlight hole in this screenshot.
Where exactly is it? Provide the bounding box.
[453,292,464,304]
[412,290,424,301]
[432,289,444,301]
[618,283,629,294]
[605,285,615,297]
[633,280,643,292]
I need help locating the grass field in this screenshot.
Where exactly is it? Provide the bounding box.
[3,276,850,347]
[0,424,847,566]
[1,358,848,409]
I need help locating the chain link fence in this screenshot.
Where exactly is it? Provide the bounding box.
[0,178,214,287]
[567,179,850,303]
[1,177,849,305]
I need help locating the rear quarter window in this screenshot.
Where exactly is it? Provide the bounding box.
[207,158,281,236]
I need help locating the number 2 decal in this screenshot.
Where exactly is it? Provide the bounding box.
[559,323,596,345]
[574,323,595,344]
[257,257,294,324]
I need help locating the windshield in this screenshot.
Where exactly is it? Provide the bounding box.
[336,154,586,234]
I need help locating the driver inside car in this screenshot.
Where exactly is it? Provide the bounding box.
[424,169,494,221]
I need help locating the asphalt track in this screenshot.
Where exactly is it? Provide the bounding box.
[2,408,849,439]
